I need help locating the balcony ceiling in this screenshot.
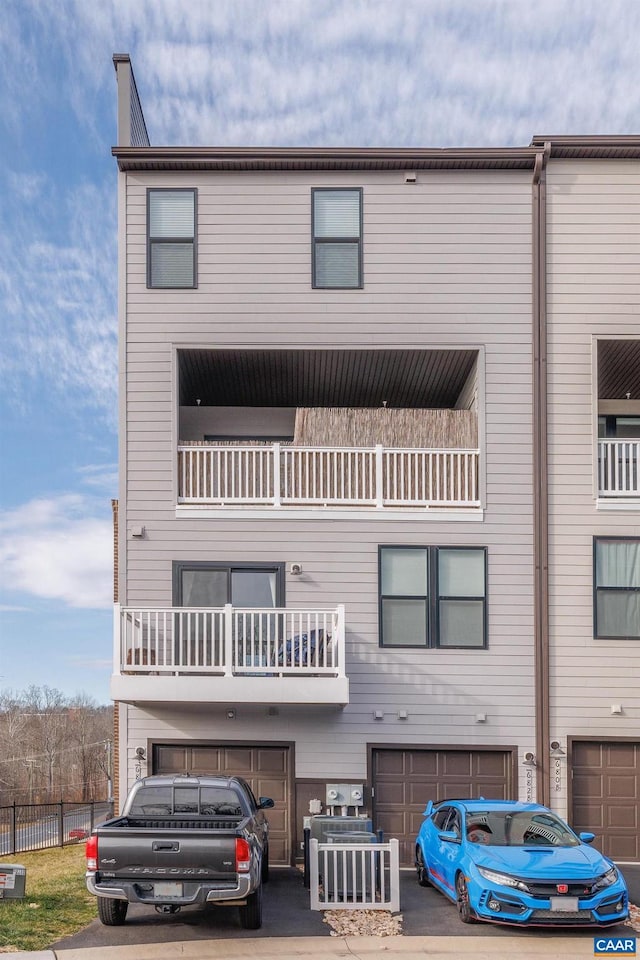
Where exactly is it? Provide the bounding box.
[179,349,477,408]
[598,340,640,400]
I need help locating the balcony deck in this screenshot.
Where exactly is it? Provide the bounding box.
[111,604,348,706]
[177,443,480,509]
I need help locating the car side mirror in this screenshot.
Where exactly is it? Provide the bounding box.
[422,801,433,817]
[579,831,595,844]
[258,797,275,809]
[438,829,461,844]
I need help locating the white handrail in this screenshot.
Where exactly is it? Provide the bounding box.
[178,444,480,507]
[117,605,345,678]
[598,439,640,496]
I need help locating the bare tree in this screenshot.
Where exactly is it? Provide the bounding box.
[0,686,113,805]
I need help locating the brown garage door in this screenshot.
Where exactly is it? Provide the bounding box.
[153,744,291,865]
[571,740,639,861]
[372,748,513,865]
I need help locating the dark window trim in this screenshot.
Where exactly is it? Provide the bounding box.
[172,560,286,606]
[311,187,363,290]
[147,187,198,290]
[378,544,487,649]
[593,535,640,640]
[435,546,488,650]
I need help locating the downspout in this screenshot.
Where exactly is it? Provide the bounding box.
[532,143,551,804]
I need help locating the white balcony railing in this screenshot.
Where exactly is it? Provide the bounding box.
[598,440,640,497]
[115,604,346,679]
[178,444,480,508]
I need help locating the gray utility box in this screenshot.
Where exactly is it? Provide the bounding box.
[0,864,26,899]
[324,831,377,898]
[310,815,373,843]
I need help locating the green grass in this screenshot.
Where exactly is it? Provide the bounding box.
[0,844,97,952]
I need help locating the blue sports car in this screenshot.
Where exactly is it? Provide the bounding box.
[415,799,629,927]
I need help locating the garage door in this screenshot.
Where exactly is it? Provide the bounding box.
[372,748,513,865]
[571,740,639,861]
[153,744,291,865]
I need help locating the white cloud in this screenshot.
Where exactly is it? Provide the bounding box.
[5,0,640,151]
[0,174,117,423]
[0,495,112,609]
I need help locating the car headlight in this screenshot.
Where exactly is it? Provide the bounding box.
[477,866,530,893]
[594,866,618,890]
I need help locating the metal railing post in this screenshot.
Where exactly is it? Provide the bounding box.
[309,838,320,909]
[223,604,234,677]
[113,603,121,676]
[375,445,384,508]
[273,442,281,507]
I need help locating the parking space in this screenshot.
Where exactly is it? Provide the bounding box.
[52,865,638,949]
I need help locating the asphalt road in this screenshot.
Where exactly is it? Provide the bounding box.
[51,864,639,949]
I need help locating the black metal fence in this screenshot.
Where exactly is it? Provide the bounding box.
[0,800,113,856]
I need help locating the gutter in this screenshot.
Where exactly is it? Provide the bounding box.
[111,144,542,172]
[532,141,551,804]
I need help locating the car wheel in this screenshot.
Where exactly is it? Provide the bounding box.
[415,846,430,887]
[455,873,477,924]
[239,885,262,929]
[97,897,128,926]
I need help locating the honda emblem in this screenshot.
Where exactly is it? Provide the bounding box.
[556,883,569,894]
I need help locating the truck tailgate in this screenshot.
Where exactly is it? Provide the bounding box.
[96,822,245,880]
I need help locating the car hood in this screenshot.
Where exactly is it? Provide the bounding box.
[471,844,612,879]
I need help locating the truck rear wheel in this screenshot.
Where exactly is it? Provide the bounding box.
[239,885,262,929]
[97,897,128,926]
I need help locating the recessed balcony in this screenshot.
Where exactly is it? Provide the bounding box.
[111,604,348,706]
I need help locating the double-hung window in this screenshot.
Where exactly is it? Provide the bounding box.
[379,546,487,648]
[594,537,640,639]
[312,188,362,289]
[147,189,197,288]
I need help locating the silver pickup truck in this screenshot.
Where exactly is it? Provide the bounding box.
[85,774,273,929]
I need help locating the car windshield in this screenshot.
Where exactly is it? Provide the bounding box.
[465,810,580,847]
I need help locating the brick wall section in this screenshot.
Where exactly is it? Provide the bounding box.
[111,498,119,603]
[111,498,119,810]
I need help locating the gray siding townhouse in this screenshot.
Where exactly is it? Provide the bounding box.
[111,56,639,866]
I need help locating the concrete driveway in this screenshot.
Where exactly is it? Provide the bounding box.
[52,864,639,949]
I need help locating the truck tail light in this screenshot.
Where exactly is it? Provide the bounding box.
[86,835,98,872]
[235,837,251,872]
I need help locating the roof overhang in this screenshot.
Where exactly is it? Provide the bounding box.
[112,144,542,173]
[531,135,640,159]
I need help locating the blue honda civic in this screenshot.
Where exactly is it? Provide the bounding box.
[415,799,629,927]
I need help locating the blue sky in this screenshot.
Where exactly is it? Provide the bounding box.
[1,0,639,704]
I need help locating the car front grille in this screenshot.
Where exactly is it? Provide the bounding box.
[529,908,592,923]
[526,879,596,899]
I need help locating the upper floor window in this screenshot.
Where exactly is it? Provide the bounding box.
[312,188,362,289]
[594,537,640,639]
[147,189,197,288]
[379,545,487,648]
